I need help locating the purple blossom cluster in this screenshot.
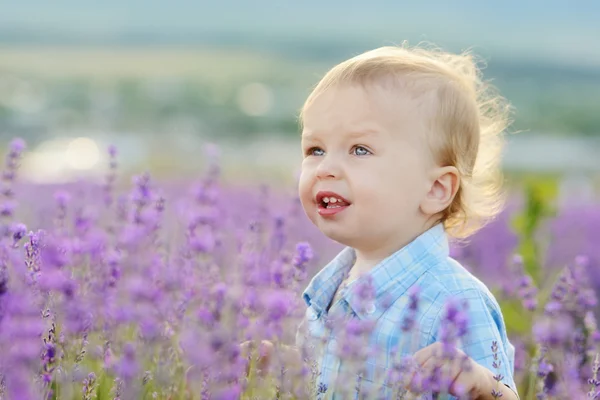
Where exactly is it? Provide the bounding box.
[0,138,598,400]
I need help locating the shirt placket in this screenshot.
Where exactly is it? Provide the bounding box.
[326,299,355,400]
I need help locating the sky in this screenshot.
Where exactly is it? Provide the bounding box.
[1,1,599,66]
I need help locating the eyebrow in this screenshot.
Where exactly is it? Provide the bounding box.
[302,129,380,140]
[346,129,380,139]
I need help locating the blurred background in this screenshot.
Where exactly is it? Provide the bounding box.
[0,0,599,193]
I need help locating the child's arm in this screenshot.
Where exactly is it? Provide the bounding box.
[241,340,309,397]
[474,363,519,400]
[240,340,305,376]
[421,288,519,398]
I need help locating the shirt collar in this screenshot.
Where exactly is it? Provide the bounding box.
[303,223,449,321]
[302,245,355,317]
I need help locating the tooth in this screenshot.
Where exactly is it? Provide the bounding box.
[329,198,337,204]
[323,197,330,203]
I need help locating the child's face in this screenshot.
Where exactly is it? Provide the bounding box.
[299,83,437,252]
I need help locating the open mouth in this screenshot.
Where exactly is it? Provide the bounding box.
[315,191,351,214]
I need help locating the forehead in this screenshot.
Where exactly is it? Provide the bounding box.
[301,83,431,141]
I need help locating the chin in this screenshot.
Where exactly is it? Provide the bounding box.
[317,225,355,246]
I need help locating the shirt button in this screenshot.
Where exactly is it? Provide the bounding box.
[366,304,376,315]
[307,307,318,321]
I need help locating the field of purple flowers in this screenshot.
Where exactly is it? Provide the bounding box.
[0,138,599,399]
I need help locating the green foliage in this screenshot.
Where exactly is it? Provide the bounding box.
[498,298,531,337]
[511,177,558,284]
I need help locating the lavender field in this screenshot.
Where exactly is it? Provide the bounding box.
[0,138,599,399]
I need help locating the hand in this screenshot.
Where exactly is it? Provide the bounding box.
[240,339,275,378]
[240,340,309,397]
[412,342,485,398]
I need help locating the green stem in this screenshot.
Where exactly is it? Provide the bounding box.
[525,348,540,400]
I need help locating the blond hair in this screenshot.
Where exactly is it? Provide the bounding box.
[299,43,513,239]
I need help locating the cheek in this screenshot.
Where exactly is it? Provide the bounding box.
[297,171,314,209]
[366,169,423,209]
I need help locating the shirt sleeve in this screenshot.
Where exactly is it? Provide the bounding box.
[428,288,519,397]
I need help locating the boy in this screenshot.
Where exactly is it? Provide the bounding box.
[294,44,518,399]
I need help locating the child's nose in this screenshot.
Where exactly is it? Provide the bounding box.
[315,155,341,179]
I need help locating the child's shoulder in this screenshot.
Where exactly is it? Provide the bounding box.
[424,257,492,294]
[416,256,502,314]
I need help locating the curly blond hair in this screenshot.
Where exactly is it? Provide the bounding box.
[299,43,513,239]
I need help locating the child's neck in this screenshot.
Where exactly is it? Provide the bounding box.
[349,251,394,280]
[346,258,379,282]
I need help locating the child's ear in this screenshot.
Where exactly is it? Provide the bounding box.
[420,166,460,215]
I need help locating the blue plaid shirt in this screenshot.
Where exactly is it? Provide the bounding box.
[297,224,517,399]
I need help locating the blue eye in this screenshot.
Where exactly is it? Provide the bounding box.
[307,147,325,156]
[352,146,371,156]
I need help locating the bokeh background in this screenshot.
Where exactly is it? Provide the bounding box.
[1,0,599,191]
[1,3,600,397]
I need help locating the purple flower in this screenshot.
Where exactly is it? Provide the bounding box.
[0,265,7,297]
[317,382,328,394]
[265,291,293,322]
[345,319,375,338]
[0,200,16,217]
[10,222,26,243]
[54,190,71,210]
[293,242,313,267]
[40,237,70,269]
[449,205,520,282]
[442,296,469,341]
[0,131,598,398]
[270,215,286,253]
[132,173,152,205]
[37,269,74,295]
[197,307,216,327]
[108,144,117,158]
[490,341,505,398]
[500,254,539,313]
[355,277,373,298]
[270,258,287,287]
[0,291,45,400]
[9,138,26,154]
[189,231,216,254]
[82,372,97,400]
[125,276,160,303]
[41,339,57,386]
[401,285,420,332]
[292,242,313,281]
[114,343,138,382]
[212,384,241,400]
[544,300,562,315]
[589,354,600,397]
[533,314,574,347]
[103,145,119,206]
[1,366,37,400]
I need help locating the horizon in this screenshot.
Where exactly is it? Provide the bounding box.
[1,1,599,68]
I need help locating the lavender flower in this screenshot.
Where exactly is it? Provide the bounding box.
[103,144,118,207]
[0,133,597,399]
[491,341,504,398]
[114,343,138,382]
[292,242,313,282]
[0,291,45,399]
[0,138,26,234]
[10,222,26,246]
[401,285,420,332]
[449,206,519,282]
[508,254,538,312]
[82,372,97,400]
[41,323,57,395]
[589,354,600,399]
